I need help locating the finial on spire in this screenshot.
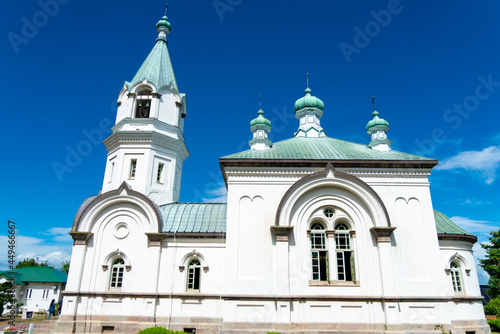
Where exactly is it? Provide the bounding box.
[306,73,309,88]
[259,94,262,109]
[371,96,376,111]
[165,3,168,15]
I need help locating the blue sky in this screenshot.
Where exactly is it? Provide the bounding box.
[1,1,499,284]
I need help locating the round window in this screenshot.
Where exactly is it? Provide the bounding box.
[323,207,335,218]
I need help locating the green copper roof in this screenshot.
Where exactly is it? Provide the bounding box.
[0,267,67,286]
[366,111,389,132]
[128,33,178,92]
[294,88,324,114]
[221,137,434,161]
[434,210,475,236]
[160,203,227,233]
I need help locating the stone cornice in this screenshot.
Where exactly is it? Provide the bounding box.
[145,233,166,247]
[69,232,93,245]
[270,226,294,242]
[370,227,397,243]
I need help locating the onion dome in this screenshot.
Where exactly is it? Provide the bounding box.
[249,107,272,150]
[250,109,271,129]
[156,15,171,32]
[294,88,324,114]
[366,110,389,131]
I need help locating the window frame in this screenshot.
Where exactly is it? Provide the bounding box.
[450,261,463,293]
[334,222,355,282]
[109,258,125,289]
[129,159,137,180]
[310,222,329,282]
[186,258,201,291]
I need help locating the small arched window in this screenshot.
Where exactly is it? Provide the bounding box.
[110,258,125,288]
[135,88,152,118]
[310,222,328,281]
[187,259,201,291]
[335,222,355,281]
[450,261,463,292]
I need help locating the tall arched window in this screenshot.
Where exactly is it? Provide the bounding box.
[310,222,329,281]
[335,222,355,281]
[109,258,125,288]
[135,88,152,118]
[187,259,201,291]
[450,261,463,292]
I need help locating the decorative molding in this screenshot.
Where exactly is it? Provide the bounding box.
[145,233,166,247]
[223,168,433,180]
[179,266,185,272]
[438,233,477,244]
[69,232,93,245]
[203,266,209,273]
[270,226,294,242]
[325,230,335,237]
[125,265,131,272]
[444,269,451,275]
[350,230,356,238]
[152,93,162,98]
[370,227,396,243]
[102,265,108,272]
[465,269,471,276]
[62,290,484,304]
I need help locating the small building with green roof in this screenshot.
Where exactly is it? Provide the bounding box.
[57,7,488,334]
[0,266,67,314]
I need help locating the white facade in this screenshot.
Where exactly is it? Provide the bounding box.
[56,10,489,334]
[0,273,65,314]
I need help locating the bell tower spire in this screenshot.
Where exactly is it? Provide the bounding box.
[101,7,189,205]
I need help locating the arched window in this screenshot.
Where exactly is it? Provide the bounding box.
[187,259,201,291]
[450,261,463,292]
[135,88,152,118]
[310,222,328,281]
[335,222,355,281]
[109,258,125,288]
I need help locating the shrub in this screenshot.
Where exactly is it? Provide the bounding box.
[488,319,500,332]
[485,297,500,317]
[137,327,188,334]
[267,332,282,334]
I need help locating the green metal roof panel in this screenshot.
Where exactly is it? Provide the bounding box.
[160,203,227,233]
[221,137,434,161]
[434,210,475,236]
[0,267,67,285]
[129,39,178,92]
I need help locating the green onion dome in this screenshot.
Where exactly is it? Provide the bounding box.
[250,109,271,128]
[366,110,389,131]
[294,88,324,114]
[156,15,171,31]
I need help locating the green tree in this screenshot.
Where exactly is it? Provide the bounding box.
[16,257,50,269]
[62,261,70,274]
[0,281,16,315]
[479,228,500,299]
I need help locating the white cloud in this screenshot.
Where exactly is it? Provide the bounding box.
[0,232,72,271]
[449,216,497,233]
[473,242,489,285]
[202,184,228,203]
[436,145,500,184]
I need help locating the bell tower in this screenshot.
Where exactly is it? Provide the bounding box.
[101,8,188,205]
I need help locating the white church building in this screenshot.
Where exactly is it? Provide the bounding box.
[56,10,490,334]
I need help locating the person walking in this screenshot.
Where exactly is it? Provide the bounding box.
[47,299,56,320]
